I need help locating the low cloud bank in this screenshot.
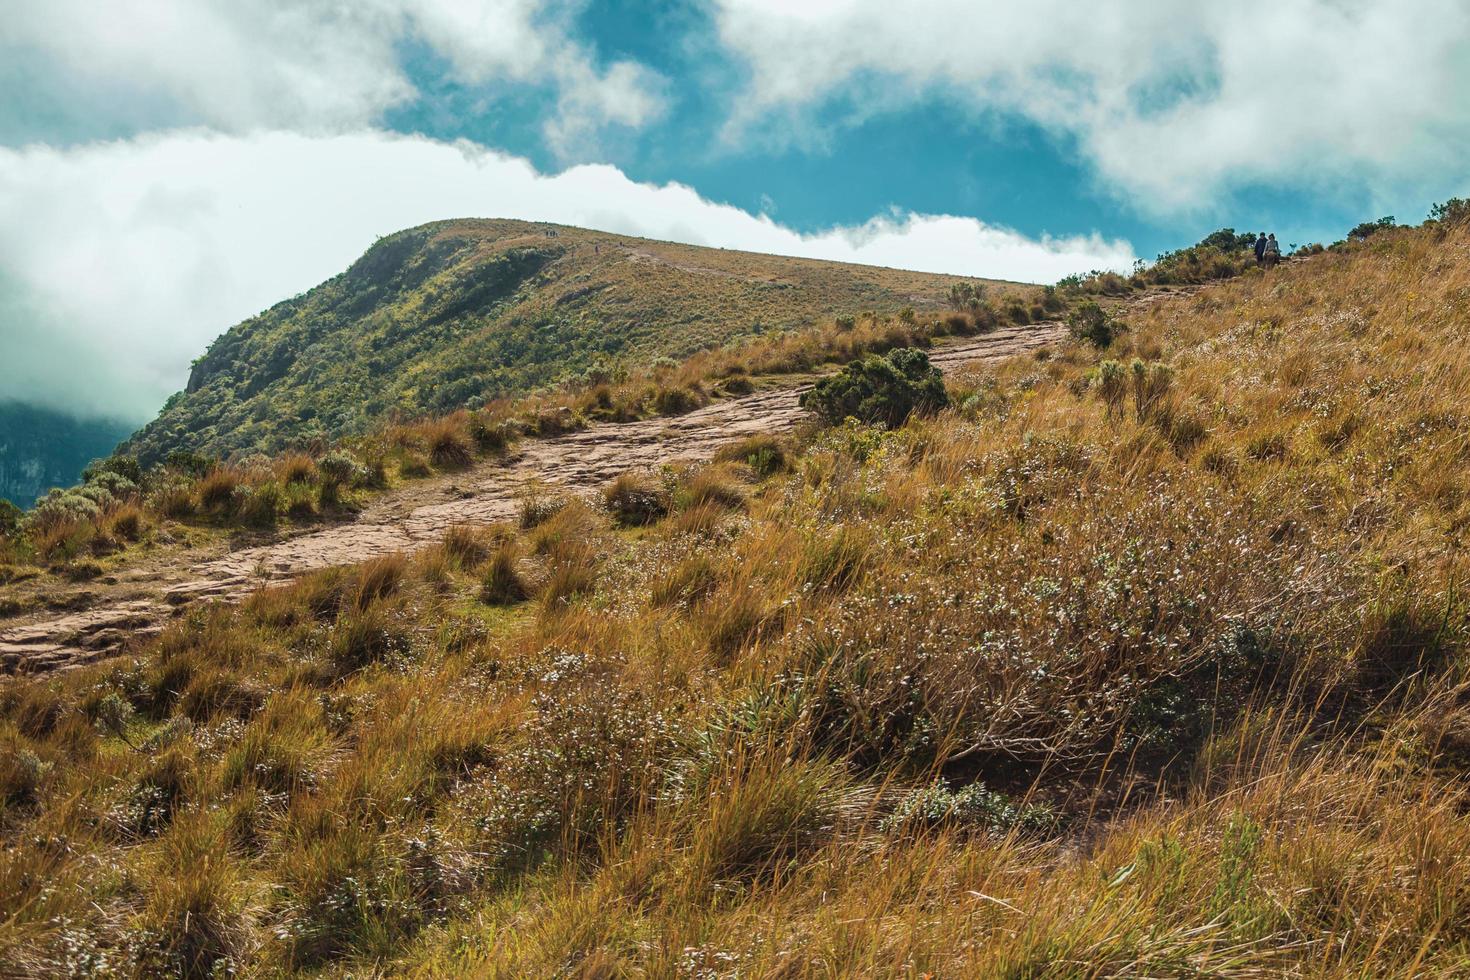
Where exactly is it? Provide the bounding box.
[0,129,1136,421]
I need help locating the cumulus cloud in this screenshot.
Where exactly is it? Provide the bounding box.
[0,129,1134,421]
[0,0,665,152]
[711,0,1470,212]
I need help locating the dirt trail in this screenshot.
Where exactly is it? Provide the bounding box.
[1,321,1063,674]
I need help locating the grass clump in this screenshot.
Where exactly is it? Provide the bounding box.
[480,541,529,605]
[424,419,474,469]
[602,471,671,527]
[715,433,790,477]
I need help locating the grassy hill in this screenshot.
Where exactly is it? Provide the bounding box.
[125,219,1014,464]
[12,215,1470,974]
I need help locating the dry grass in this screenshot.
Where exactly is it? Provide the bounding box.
[602,470,671,527]
[8,224,1470,974]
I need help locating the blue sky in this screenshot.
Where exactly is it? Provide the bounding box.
[2,0,1468,423]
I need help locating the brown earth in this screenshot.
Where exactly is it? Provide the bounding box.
[0,319,1071,674]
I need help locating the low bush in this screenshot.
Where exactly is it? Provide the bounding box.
[1430,197,1470,227]
[879,782,1057,837]
[236,482,284,527]
[654,385,704,416]
[1130,359,1173,422]
[519,491,570,529]
[1068,301,1126,348]
[0,499,21,535]
[800,347,948,428]
[317,449,365,487]
[1095,359,1128,417]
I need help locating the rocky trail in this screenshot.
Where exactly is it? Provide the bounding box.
[1,319,1072,674]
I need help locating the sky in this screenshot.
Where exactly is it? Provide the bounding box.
[2,0,1468,425]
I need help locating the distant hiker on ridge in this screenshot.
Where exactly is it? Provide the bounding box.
[1254,232,1268,267]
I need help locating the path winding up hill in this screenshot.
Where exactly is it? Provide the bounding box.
[0,319,1072,674]
[126,219,1021,464]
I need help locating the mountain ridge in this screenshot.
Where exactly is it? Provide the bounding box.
[127,218,1017,464]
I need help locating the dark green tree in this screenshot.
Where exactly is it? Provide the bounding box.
[1348,216,1396,241]
[1430,199,1469,226]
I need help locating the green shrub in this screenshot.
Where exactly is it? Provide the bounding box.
[317,449,365,487]
[468,413,512,453]
[947,282,987,311]
[1004,298,1031,324]
[82,454,142,486]
[879,782,1058,837]
[1,744,51,813]
[1068,301,1125,348]
[1430,198,1470,227]
[0,499,20,536]
[519,492,569,529]
[27,489,101,531]
[800,347,948,428]
[1130,359,1173,422]
[654,386,703,416]
[164,449,214,478]
[237,482,284,527]
[1348,216,1396,241]
[150,480,197,518]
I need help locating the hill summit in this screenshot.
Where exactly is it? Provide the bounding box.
[126,219,1000,463]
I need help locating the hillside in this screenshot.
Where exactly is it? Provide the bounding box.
[9,216,1470,974]
[125,219,1012,464]
[0,403,132,508]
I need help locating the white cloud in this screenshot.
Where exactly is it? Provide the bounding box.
[0,129,1135,421]
[711,0,1470,212]
[0,0,665,152]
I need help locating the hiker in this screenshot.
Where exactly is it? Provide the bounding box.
[1254,233,1268,267]
[1264,234,1281,269]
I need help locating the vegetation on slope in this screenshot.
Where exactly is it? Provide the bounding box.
[5,212,1470,974]
[124,219,1020,465]
[0,274,1044,594]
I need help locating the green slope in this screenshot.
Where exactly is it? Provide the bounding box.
[124,219,1012,463]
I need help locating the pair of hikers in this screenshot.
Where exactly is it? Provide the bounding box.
[1254,233,1281,268]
